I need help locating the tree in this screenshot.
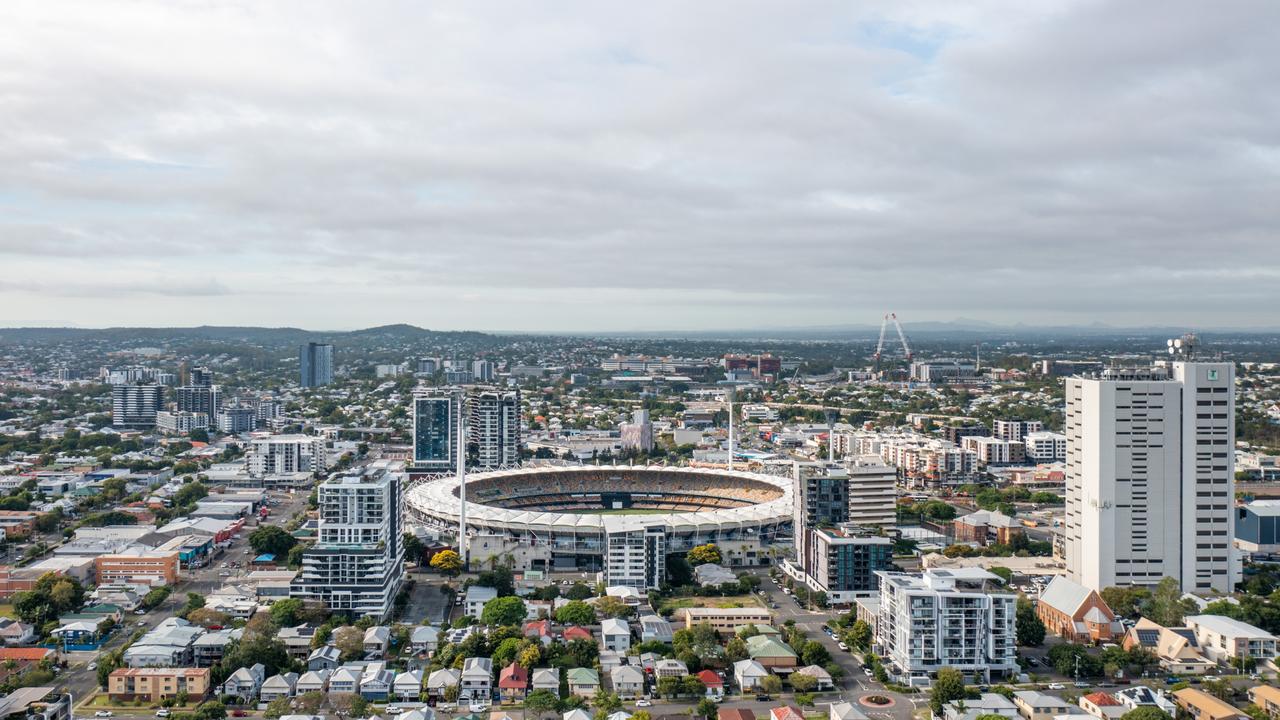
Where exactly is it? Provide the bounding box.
[795,693,815,708]
[565,583,594,601]
[724,637,747,663]
[195,700,226,720]
[693,699,718,720]
[518,644,542,669]
[430,549,463,577]
[1101,586,1151,618]
[759,675,782,695]
[482,596,528,627]
[687,543,722,566]
[846,620,872,651]
[173,481,209,507]
[1120,709,1172,720]
[220,634,292,678]
[800,640,831,667]
[476,565,515,596]
[349,696,370,718]
[329,693,356,717]
[295,692,324,714]
[930,667,966,715]
[269,598,304,627]
[1149,577,1190,627]
[1016,597,1046,646]
[592,689,622,714]
[263,698,291,719]
[1047,643,1102,678]
[525,689,559,719]
[658,676,683,699]
[789,673,818,693]
[187,608,233,627]
[334,626,365,661]
[248,525,297,558]
[988,566,1014,583]
[555,600,597,625]
[594,596,634,619]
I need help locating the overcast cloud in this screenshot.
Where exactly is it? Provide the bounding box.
[1,1,1277,331]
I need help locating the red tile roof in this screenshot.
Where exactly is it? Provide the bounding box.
[718,710,756,720]
[1084,693,1121,706]
[696,670,723,687]
[0,647,54,661]
[563,626,593,641]
[498,663,528,688]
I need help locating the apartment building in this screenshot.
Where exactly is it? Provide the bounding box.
[112,383,164,428]
[412,389,460,472]
[290,463,405,619]
[247,435,328,477]
[95,551,180,586]
[155,411,209,435]
[874,569,1018,687]
[603,526,665,590]
[469,389,521,469]
[962,436,1026,466]
[108,668,211,702]
[788,523,892,605]
[1024,431,1067,463]
[1064,358,1237,593]
[299,343,334,387]
[994,420,1044,443]
[846,455,897,528]
[1183,614,1278,665]
[677,607,772,633]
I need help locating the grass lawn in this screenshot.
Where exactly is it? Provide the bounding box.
[658,594,764,615]
[0,603,15,618]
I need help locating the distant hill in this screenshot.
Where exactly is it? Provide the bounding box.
[0,324,494,346]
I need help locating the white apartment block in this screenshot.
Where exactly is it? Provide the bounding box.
[994,420,1044,443]
[247,435,328,477]
[846,455,898,528]
[1183,614,1278,665]
[1024,431,1067,463]
[156,411,209,435]
[961,436,1024,465]
[874,569,1018,687]
[1064,361,1237,594]
[603,526,666,590]
[740,404,779,423]
[468,390,521,469]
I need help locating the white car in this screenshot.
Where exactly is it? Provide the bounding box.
[88,662,98,671]
[469,702,490,713]
[95,712,113,718]
[157,709,171,718]
[1047,683,1066,690]
[387,708,403,715]
[838,642,849,651]
[635,700,651,708]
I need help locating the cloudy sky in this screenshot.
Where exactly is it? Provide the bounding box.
[2,1,1277,332]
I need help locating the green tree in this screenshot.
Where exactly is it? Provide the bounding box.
[263,697,291,719]
[988,566,1013,583]
[555,600,597,626]
[594,596,634,619]
[592,689,622,714]
[686,543,722,566]
[800,640,831,667]
[1149,577,1192,627]
[248,525,298,557]
[759,675,782,695]
[524,689,559,719]
[846,620,872,651]
[269,598,304,626]
[930,667,966,715]
[692,699,718,720]
[564,583,594,601]
[1016,597,1046,646]
[789,673,818,693]
[1101,586,1151,618]
[1119,708,1172,720]
[481,596,528,627]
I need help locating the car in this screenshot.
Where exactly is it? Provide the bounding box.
[95,712,113,718]
[88,662,98,671]
[1165,676,1182,685]
[134,609,147,615]
[1046,683,1065,690]
[635,700,651,708]
[1024,657,1038,667]
[469,703,490,713]
[137,620,147,627]
[770,602,779,609]
[157,710,171,718]
[755,694,771,702]
[838,642,849,651]
[1074,682,1091,688]
[387,708,403,715]
[231,712,246,718]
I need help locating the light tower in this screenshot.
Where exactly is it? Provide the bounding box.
[455,390,469,568]
[726,387,735,471]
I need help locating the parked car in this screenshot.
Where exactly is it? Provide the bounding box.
[1047,683,1065,690]
[156,709,171,718]
[755,695,771,702]
[95,712,113,718]
[635,700,651,708]
[838,642,849,651]
[387,707,403,715]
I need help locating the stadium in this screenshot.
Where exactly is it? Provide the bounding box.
[405,465,793,587]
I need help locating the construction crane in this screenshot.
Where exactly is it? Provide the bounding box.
[873,312,913,368]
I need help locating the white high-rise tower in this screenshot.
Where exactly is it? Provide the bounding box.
[1064,337,1237,594]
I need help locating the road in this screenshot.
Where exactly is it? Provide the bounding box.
[58,488,311,714]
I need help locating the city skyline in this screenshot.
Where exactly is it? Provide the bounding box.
[2,1,1278,331]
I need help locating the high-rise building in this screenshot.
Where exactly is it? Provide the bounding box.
[1064,357,1236,593]
[291,462,405,619]
[155,411,209,435]
[798,524,892,604]
[874,569,1018,686]
[255,398,282,422]
[603,525,666,590]
[620,409,655,452]
[188,367,213,388]
[417,358,439,375]
[112,384,164,428]
[471,360,495,383]
[468,390,521,469]
[993,419,1044,443]
[792,462,850,559]
[413,389,461,472]
[299,343,334,387]
[217,406,258,434]
[175,385,222,417]
[846,455,898,528]
[247,435,328,476]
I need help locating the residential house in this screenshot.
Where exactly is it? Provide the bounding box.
[0,619,36,646]
[308,645,342,672]
[498,663,529,703]
[1035,576,1122,644]
[464,586,498,618]
[695,669,724,700]
[610,665,644,700]
[394,670,424,701]
[1078,692,1125,720]
[942,694,1019,720]
[523,620,552,645]
[952,509,1024,546]
[411,626,440,655]
[744,635,798,671]
[770,707,804,720]
[564,710,593,720]
[1012,691,1080,720]
[566,668,599,698]
[792,665,833,691]
[1171,688,1249,720]
[1122,618,1215,674]
[327,666,361,695]
[108,668,212,703]
[605,712,631,720]
[364,626,392,656]
[51,620,103,652]
[598,650,625,674]
[531,668,560,697]
[426,668,460,700]
[277,625,318,660]
[461,657,494,702]
[828,703,868,720]
[192,629,239,668]
[260,673,299,702]
[732,660,768,692]
[719,709,756,720]
[1247,686,1280,720]
[360,662,394,701]
[296,670,330,695]
[1183,615,1278,666]
[1114,687,1176,716]
[124,618,204,668]
[601,618,631,652]
[655,659,688,679]
[639,615,674,644]
[220,663,266,703]
[400,710,437,720]
[562,626,592,643]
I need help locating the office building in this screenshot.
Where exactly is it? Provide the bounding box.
[846,455,897,528]
[472,360,495,383]
[290,463,405,619]
[1064,356,1236,593]
[874,569,1018,687]
[299,343,334,387]
[469,389,521,469]
[993,420,1044,443]
[909,359,976,383]
[412,389,460,472]
[620,409,655,452]
[246,435,328,477]
[217,406,258,434]
[603,525,666,590]
[175,385,222,417]
[112,384,165,428]
[155,411,209,435]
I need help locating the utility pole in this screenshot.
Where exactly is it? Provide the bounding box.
[726,387,735,471]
